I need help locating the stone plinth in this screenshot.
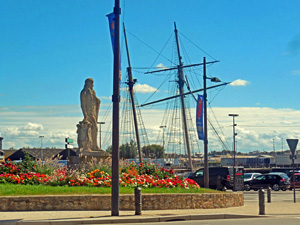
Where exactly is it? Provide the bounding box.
[0,193,244,211]
[79,150,110,162]
[68,150,110,169]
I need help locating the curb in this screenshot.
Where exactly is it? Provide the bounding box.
[0,214,265,225]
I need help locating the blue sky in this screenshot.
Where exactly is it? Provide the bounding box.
[1,0,300,152]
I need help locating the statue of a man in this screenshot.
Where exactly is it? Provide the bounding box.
[78,78,101,152]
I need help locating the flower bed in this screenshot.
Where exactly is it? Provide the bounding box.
[0,160,199,189]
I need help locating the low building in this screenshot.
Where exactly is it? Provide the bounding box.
[221,155,273,168]
[274,155,300,168]
[3,148,76,161]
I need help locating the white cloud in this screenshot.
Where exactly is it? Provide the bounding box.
[230,79,250,86]
[100,96,112,100]
[156,63,169,70]
[134,83,158,93]
[20,122,44,131]
[1,105,300,153]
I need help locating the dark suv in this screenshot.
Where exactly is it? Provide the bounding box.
[244,173,290,191]
[188,167,243,190]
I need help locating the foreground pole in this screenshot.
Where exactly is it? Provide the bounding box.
[135,187,142,215]
[111,0,121,216]
[258,188,265,215]
[267,186,271,203]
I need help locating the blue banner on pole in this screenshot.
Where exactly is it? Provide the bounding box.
[196,95,204,140]
[107,12,121,84]
[107,12,115,50]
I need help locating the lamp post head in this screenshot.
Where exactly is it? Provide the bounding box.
[228,114,239,117]
[210,77,221,82]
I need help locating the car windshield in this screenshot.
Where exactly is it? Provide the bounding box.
[244,174,252,179]
[280,174,290,180]
[255,175,265,180]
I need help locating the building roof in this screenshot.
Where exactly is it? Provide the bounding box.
[3,148,77,160]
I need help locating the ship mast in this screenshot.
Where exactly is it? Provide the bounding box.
[174,23,193,172]
[123,24,143,163]
[142,23,223,172]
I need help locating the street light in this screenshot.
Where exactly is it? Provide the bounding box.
[203,57,221,188]
[273,138,276,167]
[39,136,44,161]
[228,114,238,191]
[97,122,105,149]
[159,125,167,149]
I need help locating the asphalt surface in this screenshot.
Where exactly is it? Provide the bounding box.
[0,190,299,225]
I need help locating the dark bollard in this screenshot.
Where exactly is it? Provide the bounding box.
[258,188,265,215]
[135,186,142,215]
[217,176,221,190]
[267,186,271,203]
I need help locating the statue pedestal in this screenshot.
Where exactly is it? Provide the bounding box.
[79,150,110,162]
[68,150,110,169]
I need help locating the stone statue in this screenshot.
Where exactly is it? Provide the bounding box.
[77,78,101,153]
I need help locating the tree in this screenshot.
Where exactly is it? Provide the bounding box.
[106,145,112,154]
[142,144,165,159]
[119,140,138,159]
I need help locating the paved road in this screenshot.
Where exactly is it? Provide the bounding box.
[244,189,300,202]
[115,217,300,225]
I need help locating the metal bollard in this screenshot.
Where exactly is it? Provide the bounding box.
[258,188,265,215]
[267,186,271,203]
[135,186,142,215]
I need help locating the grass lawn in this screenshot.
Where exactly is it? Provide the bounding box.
[0,184,219,196]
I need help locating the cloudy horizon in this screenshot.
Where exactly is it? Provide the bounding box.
[1,104,299,154]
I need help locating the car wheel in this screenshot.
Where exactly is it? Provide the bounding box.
[282,188,287,191]
[244,184,251,191]
[272,184,280,191]
[253,188,258,191]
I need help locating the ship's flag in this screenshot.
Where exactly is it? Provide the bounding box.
[196,95,204,140]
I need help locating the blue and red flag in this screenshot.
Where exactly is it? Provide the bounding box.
[107,12,121,83]
[196,95,204,140]
[107,12,116,50]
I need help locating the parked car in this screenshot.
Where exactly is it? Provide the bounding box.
[289,173,300,189]
[244,173,290,191]
[177,172,194,179]
[268,172,290,182]
[287,170,300,177]
[188,167,244,191]
[244,173,261,182]
[183,172,194,179]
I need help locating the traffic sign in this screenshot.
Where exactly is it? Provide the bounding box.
[65,138,74,143]
[65,144,74,149]
[287,139,298,156]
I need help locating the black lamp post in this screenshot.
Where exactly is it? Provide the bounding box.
[97,122,105,149]
[203,57,221,188]
[39,135,44,161]
[159,125,167,149]
[228,114,238,191]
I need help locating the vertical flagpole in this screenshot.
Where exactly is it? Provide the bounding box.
[111,0,121,217]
